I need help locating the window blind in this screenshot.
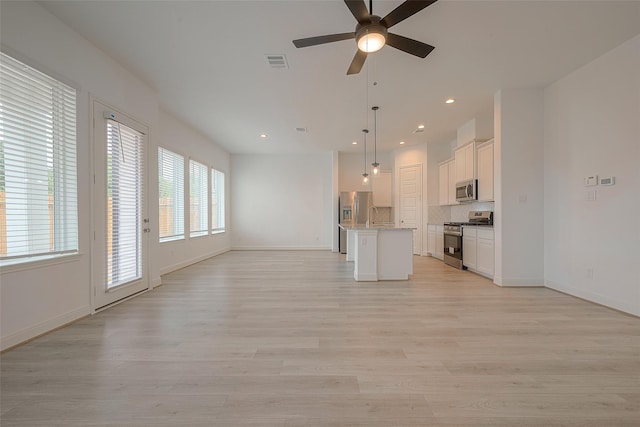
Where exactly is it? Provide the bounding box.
[0,52,78,263]
[211,168,225,232]
[158,147,184,242]
[106,119,143,289]
[189,159,208,237]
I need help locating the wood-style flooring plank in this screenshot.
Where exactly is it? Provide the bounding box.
[2,250,639,426]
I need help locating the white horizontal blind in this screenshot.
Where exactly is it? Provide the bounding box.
[189,159,208,237]
[106,119,143,289]
[158,147,184,242]
[0,52,78,263]
[211,168,225,232]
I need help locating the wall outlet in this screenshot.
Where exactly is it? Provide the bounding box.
[586,268,594,279]
[584,175,598,186]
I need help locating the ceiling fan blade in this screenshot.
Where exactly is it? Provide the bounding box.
[381,0,438,29]
[344,0,370,25]
[347,49,367,75]
[293,32,355,48]
[386,33,434,58]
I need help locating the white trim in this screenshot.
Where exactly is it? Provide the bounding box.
[493,276,544,287]
[151,276,162,288]
[159,247,230,276]
[0,252,83,274]
[545,280,639,317]
[0,305,89,351]
[230,246,332,251]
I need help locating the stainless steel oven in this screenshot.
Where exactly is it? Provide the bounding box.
[443,223,464,269]
[443,211,493,270]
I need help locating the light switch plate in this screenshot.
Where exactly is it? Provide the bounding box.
[600,176,615,186]
[584,175,598,186]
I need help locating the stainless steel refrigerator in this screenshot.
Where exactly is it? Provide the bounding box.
[339,191,373,254]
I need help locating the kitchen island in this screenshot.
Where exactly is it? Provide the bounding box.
[339,224,415,281]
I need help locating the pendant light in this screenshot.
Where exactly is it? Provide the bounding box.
[371,106,380,175]
[362,129,369,184]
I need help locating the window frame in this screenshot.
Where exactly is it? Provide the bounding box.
[188,158,209,238]
[0,51,79,267]
[211,168,225,234]
[158,147,185,243]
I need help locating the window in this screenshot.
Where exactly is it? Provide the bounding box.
[211,168,225,233]
[189,159,208,237]
[0,52,77,265]
[158,147,184,242]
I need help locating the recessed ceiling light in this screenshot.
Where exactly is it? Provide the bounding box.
[260,133,267,138]
[399,141,405,145]
[352,141,358,145]
[445,98,455,104]
[418,124,425,129]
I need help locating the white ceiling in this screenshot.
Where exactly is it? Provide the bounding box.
[38,1,639,154]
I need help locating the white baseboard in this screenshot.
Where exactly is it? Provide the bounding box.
[151,276,162,288]
[545,280,639,316]
[493,275,544,287]
[159,248,230,276]
[1,305,90,351]
[231,246,332,251]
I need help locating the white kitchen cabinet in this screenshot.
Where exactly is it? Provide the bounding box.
[462,226,494,278]
[447,159,457,205]
[434,225,444,260]
[427,225,436,256]
[462,227,477,270]
[477,141,494,202]
[439,159,457,206]
[454,141,476,184]
[372,171,392,206]
[476,228,495,277]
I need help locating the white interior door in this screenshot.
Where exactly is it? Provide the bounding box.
[92,101,149,310]
[399,165,422,255]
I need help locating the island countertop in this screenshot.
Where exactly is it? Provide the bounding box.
[338,223,416,231]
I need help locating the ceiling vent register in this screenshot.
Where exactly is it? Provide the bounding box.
[265,54,289,69]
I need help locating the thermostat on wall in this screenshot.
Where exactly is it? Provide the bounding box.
[584,175,598,186]
[600,176,615,186]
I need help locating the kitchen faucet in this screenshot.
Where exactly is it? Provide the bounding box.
[366,206,379,228]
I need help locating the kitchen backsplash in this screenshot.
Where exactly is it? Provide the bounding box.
[371,207,392,224]
[450,201,495,222]
[427,205,450,224]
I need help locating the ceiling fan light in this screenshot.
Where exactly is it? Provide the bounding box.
[357,31,386,53]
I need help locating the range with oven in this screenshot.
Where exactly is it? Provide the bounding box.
[443,211,493,269]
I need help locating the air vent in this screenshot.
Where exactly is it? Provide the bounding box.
[266,54,289,69]
[295,127,307,133]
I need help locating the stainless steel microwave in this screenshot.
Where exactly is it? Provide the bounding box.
[456,179,477,202]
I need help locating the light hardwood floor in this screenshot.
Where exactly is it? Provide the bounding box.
[1,251,639,426]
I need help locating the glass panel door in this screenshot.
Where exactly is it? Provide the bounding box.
[93,101,148,310]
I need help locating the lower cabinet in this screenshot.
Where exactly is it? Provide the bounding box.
[462,226,494,278]
[462,229,477,270]
[428,224,444,260]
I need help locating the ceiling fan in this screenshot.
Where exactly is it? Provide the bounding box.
[293,0,437,75]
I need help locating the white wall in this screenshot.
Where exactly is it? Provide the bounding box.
[543,35,640,315]
[155,110,231,276]
[0,1,230,350]
[231,153,333,250]
[494,89,545,286]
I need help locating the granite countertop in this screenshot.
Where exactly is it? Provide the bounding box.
[339,223,415,231]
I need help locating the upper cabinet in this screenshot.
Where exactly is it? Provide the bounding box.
[454,141,476,184]
[438,159,457,206]
[372,170,392,207]
[477,140,494,202]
